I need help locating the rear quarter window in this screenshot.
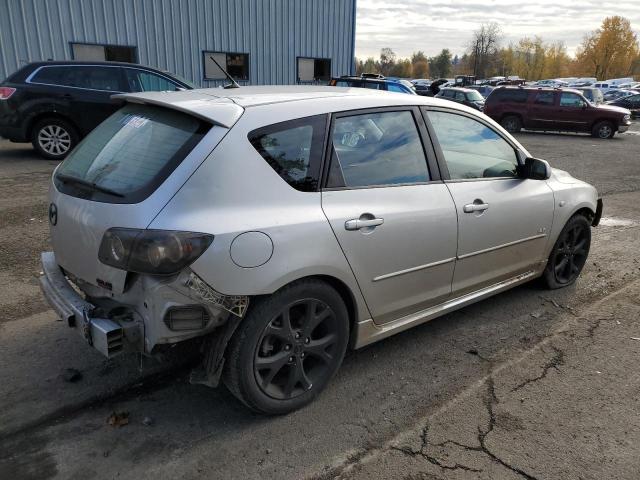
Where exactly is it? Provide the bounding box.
[55,104,209,203]
[248,115,327,192]
[491,89,529,103]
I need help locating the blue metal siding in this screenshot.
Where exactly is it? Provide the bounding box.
[0,0,356,86]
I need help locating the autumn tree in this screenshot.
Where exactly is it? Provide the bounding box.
[379,48,397,76]
[429,49,452,78]
[468,22,501,78]
[574,16,640,79]
[411,51,429,78]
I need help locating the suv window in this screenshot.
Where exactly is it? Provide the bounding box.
[559,92,586,108]
[55,104,209,203]
[248,115,326,192]
[124,69,180,92]
[32,66,122,91]
[534,92,555,105]
[387,83,406,93]
[327,110,429,188]
[426,111,518,180]
[492,89,528,103]
[30,66,69,85]
[454,91,466,101]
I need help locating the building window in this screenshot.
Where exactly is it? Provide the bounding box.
[203,51,249,81]
[71,42,137,63]
[297,57,331,83]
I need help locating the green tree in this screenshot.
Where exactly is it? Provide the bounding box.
[429,49,452,78]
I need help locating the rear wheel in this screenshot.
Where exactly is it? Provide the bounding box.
[543,215,591,289]
[500,115,522,133]
[31,118,79,159]
[223,279,349,414]
[591,121,615,139]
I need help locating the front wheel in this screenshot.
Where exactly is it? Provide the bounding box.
[223,279,349,414]
[543,215,591,289]
[591,121,615,139]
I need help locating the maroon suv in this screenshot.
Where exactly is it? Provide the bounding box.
[484,87,632,139]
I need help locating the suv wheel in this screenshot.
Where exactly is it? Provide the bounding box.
[223,279,349,414]
[500,115,522,133]
[543,215,591,289]
[591,121,614,139]
[31,118,79,159]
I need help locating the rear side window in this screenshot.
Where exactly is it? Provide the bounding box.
[55,104,209,203]
[31,66,122,91]
[387,83,406,93]
[534,92,555,105]
[492,89,528,103]
[327,110,429,188]
[30,66,68,85]
[124,69,180,92]
[248,115,326,192]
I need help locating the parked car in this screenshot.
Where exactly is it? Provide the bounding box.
[617,82,640,90]
[39,86,602,414]
[572,86,604,104]
[468,84,495,98]
[413,82,432,96]
[435,87,485,110]
[603,89,639,102]
[0,61,194,159]
[328,74,416,94]
[484,87,631,138]
[608,93,640,118]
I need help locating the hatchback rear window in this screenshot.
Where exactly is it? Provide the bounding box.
[55,104,209,203]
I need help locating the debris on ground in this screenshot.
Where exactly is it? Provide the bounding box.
[467,348,479,356]
[107,411,129,428]
[142,416,153,426]
[531,312,542,319]
[60,368,82,383]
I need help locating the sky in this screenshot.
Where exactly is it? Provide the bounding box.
[354,0,640,59]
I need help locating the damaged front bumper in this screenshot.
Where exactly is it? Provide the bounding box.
[39,251,142,357]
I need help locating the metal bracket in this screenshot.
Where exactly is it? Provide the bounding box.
[82,309,93,345]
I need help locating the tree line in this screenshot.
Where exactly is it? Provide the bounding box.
[355,16,640,81]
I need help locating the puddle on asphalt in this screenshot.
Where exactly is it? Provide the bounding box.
[599,217,638,227]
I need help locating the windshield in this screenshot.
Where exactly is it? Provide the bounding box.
[55,104,209,203]
[466,90,484,102]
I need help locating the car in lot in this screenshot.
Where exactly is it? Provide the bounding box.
[603,89,639,102]
[0,61,194,159]
[607,93,640,117]
[573,86,604,104]
[39,86,602,414]
[468,84,495,98]
[435,87,485,110]
[484,86,632,138]
[413,82,432,96]
[328,74,416,94]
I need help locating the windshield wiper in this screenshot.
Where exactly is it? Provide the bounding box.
[56,173,125,198]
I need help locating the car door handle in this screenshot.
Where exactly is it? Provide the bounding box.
[345,217,384,230]
[463,202,489,213]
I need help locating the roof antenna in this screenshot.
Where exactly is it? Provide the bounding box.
[209,55,240,89]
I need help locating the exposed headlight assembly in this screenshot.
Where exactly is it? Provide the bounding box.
[98,228,214,275]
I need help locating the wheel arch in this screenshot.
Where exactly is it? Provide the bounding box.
[26,111,81,140]
[590,117,618,130]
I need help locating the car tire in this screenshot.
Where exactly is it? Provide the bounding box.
[591,121,615,139]
[500,115,522,133]
[543,214,591,289]
[31,118,79,160]
[223,279,349,415]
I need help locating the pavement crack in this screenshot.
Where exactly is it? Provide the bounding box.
[478,378,540,480]
[511,346,564,392]
[391,425,482,473]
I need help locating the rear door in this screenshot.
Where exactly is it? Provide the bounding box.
[321,107,458,324]
[423,107,554,295]
[528,91,557,129]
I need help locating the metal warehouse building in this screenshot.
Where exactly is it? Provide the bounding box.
[0,0,356,86]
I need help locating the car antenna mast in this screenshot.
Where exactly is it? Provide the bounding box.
[209,55,240,89]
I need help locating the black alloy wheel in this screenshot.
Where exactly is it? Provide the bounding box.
[544,215,591,288]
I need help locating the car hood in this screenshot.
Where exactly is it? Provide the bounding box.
[595,103,631,115]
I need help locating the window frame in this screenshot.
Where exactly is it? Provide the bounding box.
[70,41,138,63]
[296,57,332,83]
[202,51,250,81]
[321,106,442,191]
[420,106,526,183]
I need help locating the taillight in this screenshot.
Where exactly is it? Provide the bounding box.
[98,228,214,275]
[0,87,16,100]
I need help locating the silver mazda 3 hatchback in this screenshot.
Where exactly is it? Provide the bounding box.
[40,86,602,414]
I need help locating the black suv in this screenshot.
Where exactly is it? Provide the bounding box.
[0,61,194,159]
[435,87,485,111]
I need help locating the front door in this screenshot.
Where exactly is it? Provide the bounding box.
[424,108,555,294]
[555,91,590,132]
[321,108,458,324]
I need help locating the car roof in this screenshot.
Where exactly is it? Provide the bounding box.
[115,86,476,127]
[441,87,475,93]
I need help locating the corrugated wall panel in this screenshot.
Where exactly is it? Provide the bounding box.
[0,0,356,85]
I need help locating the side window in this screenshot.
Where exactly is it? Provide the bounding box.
[454,91,466,101]
[327,110,429,188]
[64,67,121,91]
[336,80,360,87]
[496,89,528,103]
[363,82,381,90]
[559,93,586,108]
[248,115,326,192]
[534,92,555,105]
[387,83,406,93]
[426,110,519,180]
[124,69,180,92]
[30,67,69,86]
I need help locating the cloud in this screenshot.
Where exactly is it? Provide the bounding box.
[355,0,640,58]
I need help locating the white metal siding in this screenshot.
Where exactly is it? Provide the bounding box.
[0,0,356,86]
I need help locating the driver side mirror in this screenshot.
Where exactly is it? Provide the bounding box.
[520,157,551,180]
